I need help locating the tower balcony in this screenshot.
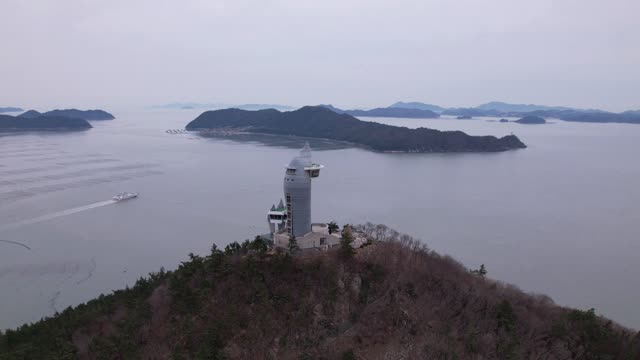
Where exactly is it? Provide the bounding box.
[304,163,324,178]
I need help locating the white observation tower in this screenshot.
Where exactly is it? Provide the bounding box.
[282,142,324,237]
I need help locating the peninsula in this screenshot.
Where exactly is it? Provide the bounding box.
[0,114,92,131]
[1,225,637,359]
[186,106,526,152]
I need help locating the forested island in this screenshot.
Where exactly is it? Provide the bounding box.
[0,108,112,131]
[16,109,114,121]
[1,224,637,359]
[0,114,92,131]
[186,106,526,152]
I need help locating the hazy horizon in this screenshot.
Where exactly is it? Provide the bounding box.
[1,0,639,112]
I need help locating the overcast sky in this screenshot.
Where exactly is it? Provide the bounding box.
[1,0,638,111]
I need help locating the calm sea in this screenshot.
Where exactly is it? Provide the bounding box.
[1,111,639,330]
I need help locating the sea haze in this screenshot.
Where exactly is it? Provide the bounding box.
[0,110,639,330]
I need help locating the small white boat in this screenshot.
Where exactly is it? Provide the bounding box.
[113,192,138,201]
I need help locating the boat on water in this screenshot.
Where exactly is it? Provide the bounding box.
[113,192,138,201]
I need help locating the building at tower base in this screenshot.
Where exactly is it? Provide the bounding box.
[272,222,341,251]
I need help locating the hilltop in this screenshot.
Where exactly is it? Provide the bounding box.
[186,106,525,152]
[16,110,42,119]
[1,224,638,359]
[0,114,92,131]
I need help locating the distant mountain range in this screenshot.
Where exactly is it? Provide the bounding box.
[389,102,445,113]
[391,101,591,114]
[0,107,23,113]
[157,103,295,111]
[319,105,439,119]
[186,106,525,152]
[475,101,577,113]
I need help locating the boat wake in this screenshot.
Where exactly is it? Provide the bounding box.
[0,199,117,232]
[0,239,31,250]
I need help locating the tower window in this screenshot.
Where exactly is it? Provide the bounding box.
[286,168,296,175]
[286,193,293,236]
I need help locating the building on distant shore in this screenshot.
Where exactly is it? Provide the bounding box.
[267,143,341,250]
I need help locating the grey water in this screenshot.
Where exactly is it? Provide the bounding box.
[1,111,639,330]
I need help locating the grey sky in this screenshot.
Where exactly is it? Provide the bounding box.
[1,0,638,111]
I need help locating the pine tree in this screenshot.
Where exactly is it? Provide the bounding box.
[224,242,241,256]
[288,235,299,253]
[479,264,487,276]
[250,236,268,254]
[328,221,339,234]
[471,264,487,277]
[338,225,356,260]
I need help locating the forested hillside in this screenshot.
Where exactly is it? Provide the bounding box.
[1,224,638,359]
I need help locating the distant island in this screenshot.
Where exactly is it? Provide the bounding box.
[0,108,107,131]
[443,107,503,117]
[0,107,23,113]
[390,101,640,124]
[1,224,636,359]
[0,114,92,131]
[515,115,546,124]
[186,106,526,152]
[456,115,472,120]
[526,110,640,124]
[17,109,115,121]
